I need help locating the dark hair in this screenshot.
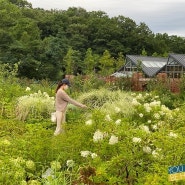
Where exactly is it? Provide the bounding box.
[55,81,63,93]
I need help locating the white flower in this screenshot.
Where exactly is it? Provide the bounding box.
[115,119,121,125]
[91,153,98,159]
[115,107,121,113]
[132,99,141,106]
[153,113,160,119]
[152,150,159,158]
[66,160,74,168]
[150,100,161,107]
[140,125,150,133]
[152,124,158,130]
[136,93,143,99]
[143,146,152,154]
[139,113,143,118]
[144,103,151,112]
[147,120,151,124]
[85,119,93,125]
[168,132,178,138]
[132,137,141,143]
[105,114,112,121]
[80,151,91,158]
[25,87,31,91]
[109,135,118,145]
[93,130,104,142]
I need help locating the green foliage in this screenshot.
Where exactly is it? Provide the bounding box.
[2,72,185,184]
[1,2,185,80]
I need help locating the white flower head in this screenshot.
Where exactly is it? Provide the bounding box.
[115,107,121,113]
[115,119,121,125]
[153,113,160,119]
[132,137,141,143]
[93,130,104,142]
[80,151,91,158]
[168,131,178,138]
[66,160,74,168]
[152,124,158,130]
[132,99,141,106]
[109,135,118,145]
[25,87,31,91]
[85,119,93,125]
[152,150,159,158]
[147,120,151,124]
[140,125,150,133]
[91,153,98,159]
[139,113,143,118]
[143,146,152,154]
[105,114,112,121]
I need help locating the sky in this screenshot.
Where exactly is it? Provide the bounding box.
[28,0,185,37]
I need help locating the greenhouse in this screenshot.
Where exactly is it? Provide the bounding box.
[112,54,185,79]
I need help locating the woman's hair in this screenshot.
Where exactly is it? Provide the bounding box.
[55,81,64,93]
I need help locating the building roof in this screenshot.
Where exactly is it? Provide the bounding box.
[168,54,185,67]
[117,55,167,77]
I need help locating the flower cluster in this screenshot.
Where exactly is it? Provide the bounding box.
[131,93,174,128]
[80,151,98,159]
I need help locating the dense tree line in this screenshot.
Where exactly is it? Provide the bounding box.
[0,0,185,80]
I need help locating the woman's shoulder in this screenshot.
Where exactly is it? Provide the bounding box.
[57,89,67,95]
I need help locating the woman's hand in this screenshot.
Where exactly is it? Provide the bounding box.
[81,104,88,108]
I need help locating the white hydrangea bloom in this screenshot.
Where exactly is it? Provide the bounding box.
[136,93,143,99]
[115,119,121,125]
[153,113,160,119]
[66,160,75,167]
[93,130,104,142]
[105,114,112,121]
[132,137,141,143]
[91,153,98,159]
[152,150,159,158]
[143,146,152,154]
[139,113,143,118]
[109,135,118,145]
[140,125,150,133]
[144,103,152,112]
[115,107,121,113]
[80,151,91,158]
[168,132,178,138]
[25,87,31,91]
[132,98,141,106]
[85,119,93,125]
[150,100,161,107]
[152,124,158,130]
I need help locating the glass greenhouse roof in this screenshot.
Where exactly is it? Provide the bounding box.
[142,61,166,68]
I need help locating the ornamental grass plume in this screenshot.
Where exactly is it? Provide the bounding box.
[15,91,55,121]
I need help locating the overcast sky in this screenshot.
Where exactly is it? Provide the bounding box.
[28,0,185,37]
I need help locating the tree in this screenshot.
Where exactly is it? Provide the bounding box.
[83,48,96,74]
[99,50,115,76]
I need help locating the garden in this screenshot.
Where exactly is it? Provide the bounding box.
[1,64,185,185]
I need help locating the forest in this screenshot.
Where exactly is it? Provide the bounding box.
[1,0,185,80]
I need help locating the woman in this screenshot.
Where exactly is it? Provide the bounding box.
[54,78,87,136]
